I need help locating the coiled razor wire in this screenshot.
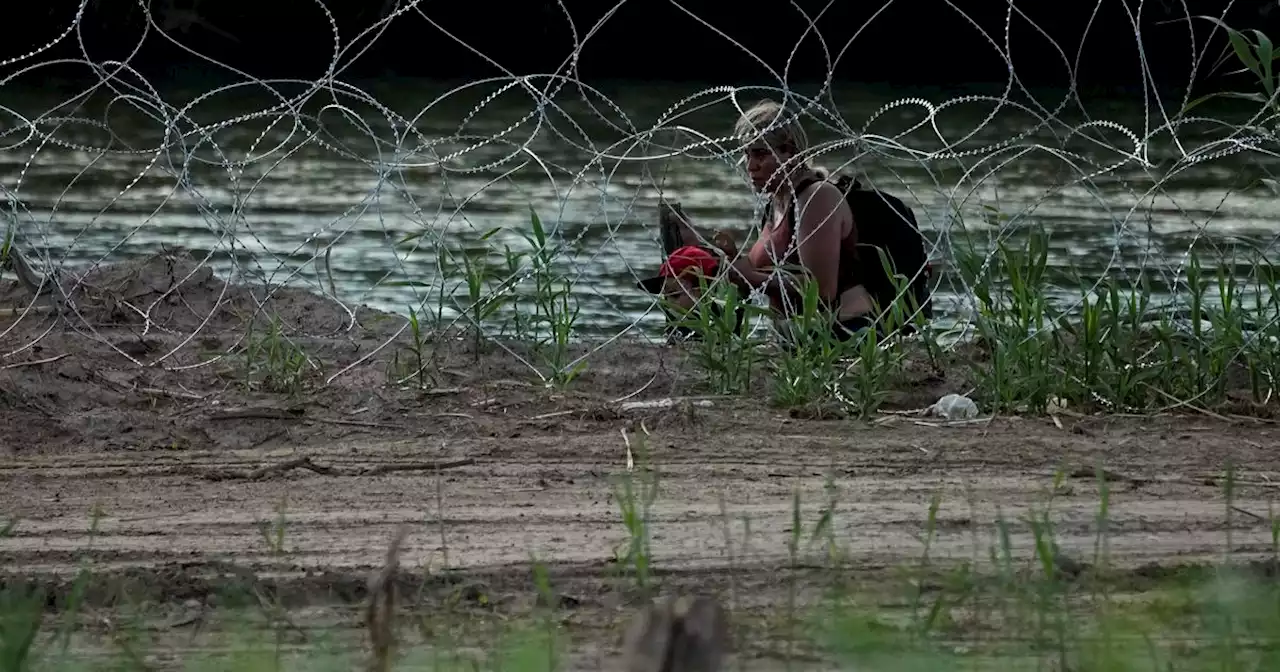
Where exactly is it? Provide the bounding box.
[0,0,1278,401]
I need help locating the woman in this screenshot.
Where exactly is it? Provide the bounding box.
[644,99,892,342]
[723,99,878,340]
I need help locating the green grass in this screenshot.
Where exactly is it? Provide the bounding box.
[238,314,315,396]
[387,207,587,390]
[230,179,1280,422]
[652,235,1280,424]
[9,18,1280,672]
[246,221,1280,423]
[948,232,1280,414]
[7,459,1280,670]
[309,17,1280,418]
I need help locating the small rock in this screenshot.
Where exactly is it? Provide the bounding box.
[930,394,978,420]
[56,359,88,381]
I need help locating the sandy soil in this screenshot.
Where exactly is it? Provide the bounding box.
[3,251,1280,669]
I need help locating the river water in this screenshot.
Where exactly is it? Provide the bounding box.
[1,79,1277,340]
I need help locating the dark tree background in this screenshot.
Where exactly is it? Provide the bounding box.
[3,0,1276,94]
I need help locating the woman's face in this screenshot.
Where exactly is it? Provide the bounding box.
[744,141,794,193]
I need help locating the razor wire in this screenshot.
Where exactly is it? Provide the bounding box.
[0,0,1278,405]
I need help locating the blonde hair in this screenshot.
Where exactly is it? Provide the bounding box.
[733,99,826,178]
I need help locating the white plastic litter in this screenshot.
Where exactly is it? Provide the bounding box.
[930,394,978,420]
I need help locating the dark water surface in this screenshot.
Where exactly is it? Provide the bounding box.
[1,79,1276,339]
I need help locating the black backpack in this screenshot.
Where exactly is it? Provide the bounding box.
[650,176,934,340]
[785,173,934,326]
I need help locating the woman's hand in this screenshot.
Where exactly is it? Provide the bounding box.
[711,230,740,257]
[728,255,755,276]
[724,256,763,289]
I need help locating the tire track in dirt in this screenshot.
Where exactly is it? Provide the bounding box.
[4,416,1279,591]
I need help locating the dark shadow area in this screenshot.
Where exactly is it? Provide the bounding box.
[3,0,1275,93]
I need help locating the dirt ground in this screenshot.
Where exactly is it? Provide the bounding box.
[3,251,1280,669]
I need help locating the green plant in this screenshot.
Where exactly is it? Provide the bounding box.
[610,429,660,594]
[1183,17,1280,115]
[240,314,311,395]
[665,275,769,395]
[837,251,918,418]
[256,493,289,557]
[0,222,13,274]
[839,326,903,419]
[1244,256,1280,403]
[499,243,532,341]
[442,228,511,359]
[519,208,585,388]
[0,581,44,672]
[393,228,456,333]
[769,279,860,415]
[528,559,564,672]
[387,305,438,389]
[0,515,40,671]
[954,228,1058,413]
[948,197,1280,416]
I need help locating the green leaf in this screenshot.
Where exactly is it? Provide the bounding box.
[1179,93,1218,116]
[1197,16,1260,78]
[1230,31,1261,78]
[398,230,425,246]
[1216,91,1270,104]
[1181,90,1270,117]
[382,280,436,288]
[1252,29,1276,96]
[528,207,547,248]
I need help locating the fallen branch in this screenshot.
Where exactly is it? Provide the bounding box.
[0,305,55,318]
[207,406,409,430]
[421,387,464,396]
[909,417,993,428]
[619,397,715,412]
[1231,505,1266,521]
[529,409,575,421]
[1145,384,1234,423]
[138,387,208,401]
[247,429,290,450]
[361,459,475,476]
[198,456,475,481]
[1063,466,1148,485]
[309,417,407,430]
[0,353,70,370]
[208,406,305,421]
[202,456,336,481]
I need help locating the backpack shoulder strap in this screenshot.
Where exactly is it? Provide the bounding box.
[767,173,860,254]
[785,173,839,226]
[760,174,829,229]
[830,172,860,195]
[785,172,862,231]
[793,174,826,198]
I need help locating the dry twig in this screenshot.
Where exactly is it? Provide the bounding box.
[623,594,729,672]
[199,456,475,481]
[366,526,409,672]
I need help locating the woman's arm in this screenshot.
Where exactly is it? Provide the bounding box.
[724,255,808,303]
[724,183,845,304]
[793,182,845,303]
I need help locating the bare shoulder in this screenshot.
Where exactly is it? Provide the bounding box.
[796,180,851,229]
